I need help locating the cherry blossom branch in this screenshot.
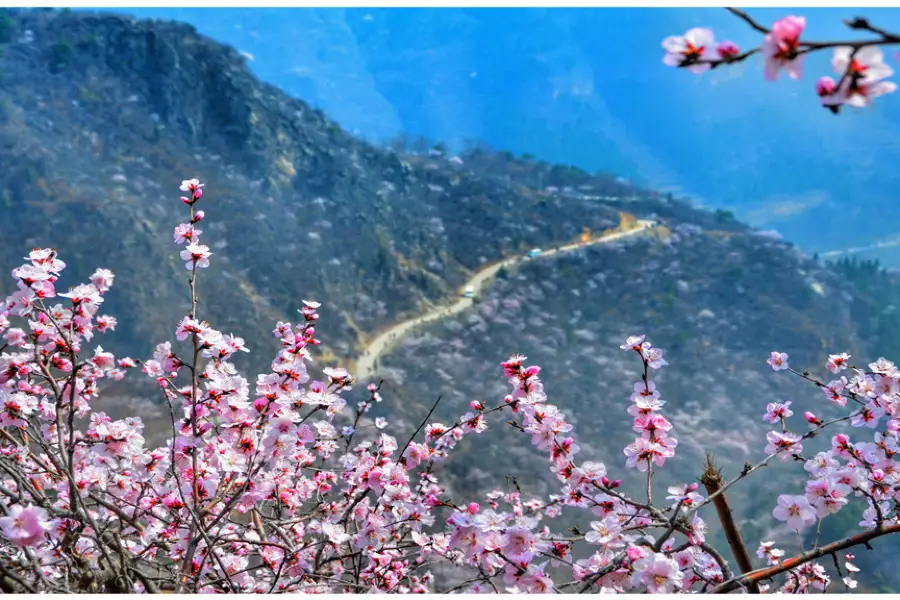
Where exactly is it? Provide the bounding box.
[686,414,851,518]
[711,523,900,593]
[664,8,900,111]
[179,186,206,588]
[694,8,900,69]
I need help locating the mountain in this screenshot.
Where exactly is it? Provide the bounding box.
[1,8,900,590]
[0,8,633,374]
[109,7,900,265]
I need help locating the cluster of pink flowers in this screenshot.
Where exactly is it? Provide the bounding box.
[0,177,895,592]
[663,11,899,112]
[816,46,897,112]
[661,27,740,75]
[762,348,900,588]
[619,336,677,472]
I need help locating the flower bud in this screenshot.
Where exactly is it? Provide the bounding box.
[716,40,740,60]
[470,400,484,411]
[816,76,836,97]
[466,502,480,515]
[804,411,822,426]
[193,210,205,222]
[833,433,850,447]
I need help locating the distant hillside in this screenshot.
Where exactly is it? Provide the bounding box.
[109,6,900,267]
[1,8,899,590]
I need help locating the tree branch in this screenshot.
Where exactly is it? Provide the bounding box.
[700,455,760,594]
[710,523,900,593]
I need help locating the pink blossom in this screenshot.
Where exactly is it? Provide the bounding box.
[757,541,785,565]
[823,377,848,406]
[0,504,51,547]
[772,494,817,529]
[662,28,717,74]
[26,248,66,273]
[765,430,803,459]
[869,357,898,376]
[763,400,793,424]
[96,314,117,332]
[837,76,897,108]
[179,178,203,193]
[179,243,212,270]
[832,46,893,83]
[767,351,789,371]
[819,47,898,109]
[642,346,668,369]
[584,516,622,546]
[179,178,204,204]
[762,16,806,80]
[89,268,115,293]
[173,223,201,245]
[501,526,540,561]
[620,334,645,352]
[624,436,676,471]
[851,404,885,429]
[813,490,848,518]
[826,352,851,374]
[632,552,684,593]
[666,483,703,507]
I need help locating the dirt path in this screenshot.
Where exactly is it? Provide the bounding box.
[354,220,656,381]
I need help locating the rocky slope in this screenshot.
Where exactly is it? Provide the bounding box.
[99,7,900,267]
[0,8,627,376]
[1,8,899,591]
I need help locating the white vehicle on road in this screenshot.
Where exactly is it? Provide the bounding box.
[463,286,475,298]
[527,248,542,258]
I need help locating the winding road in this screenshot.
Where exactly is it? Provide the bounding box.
[353,219,657,382]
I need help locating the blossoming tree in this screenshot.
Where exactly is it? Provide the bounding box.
[1,175,898,593]
[662,7,900,112]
